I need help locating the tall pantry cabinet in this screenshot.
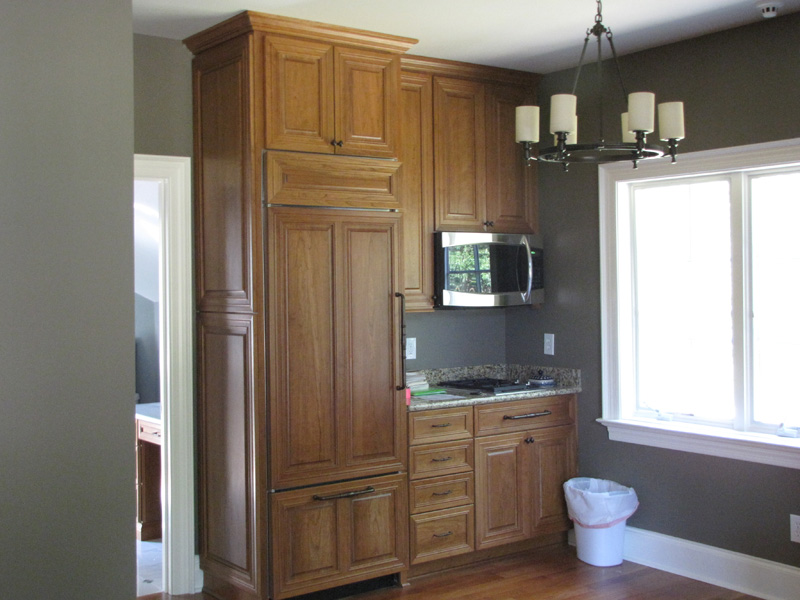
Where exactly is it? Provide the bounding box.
[185,12,416,600]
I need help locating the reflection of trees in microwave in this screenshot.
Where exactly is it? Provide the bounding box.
[446,244,493,293]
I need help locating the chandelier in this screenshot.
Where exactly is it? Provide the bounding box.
[515,0,685,170]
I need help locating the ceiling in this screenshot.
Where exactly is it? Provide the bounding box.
[132,0,800,73]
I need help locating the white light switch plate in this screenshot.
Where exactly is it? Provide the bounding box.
[544,333,555,355]
[406,337,417,360]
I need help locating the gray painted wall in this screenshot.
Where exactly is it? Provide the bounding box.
[0,1,135,597]
[507,14,800,567]
[133,34,194,158]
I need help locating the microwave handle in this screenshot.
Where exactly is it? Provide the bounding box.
[521,236,533,303]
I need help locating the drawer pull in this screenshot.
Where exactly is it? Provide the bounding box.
[312,486,375,501]
[432,489,453,497]
[431,422,452,428]
[433,531,453,538]
[431,456,453,463]
[503,410,552,421]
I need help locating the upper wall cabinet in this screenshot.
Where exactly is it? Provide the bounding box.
[265,37,402,158]
[185,11,416,160]
[399,57,540,310]
[401,57,539,235]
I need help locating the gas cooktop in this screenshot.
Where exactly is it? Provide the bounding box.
[437,377,530,395]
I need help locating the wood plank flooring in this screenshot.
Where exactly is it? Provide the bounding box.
[143,543,761,600]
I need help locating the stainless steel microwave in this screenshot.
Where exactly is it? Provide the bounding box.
[434,232,544,308]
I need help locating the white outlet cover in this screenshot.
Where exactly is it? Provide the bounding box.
[791,514,800,543]
[406,337,417,360]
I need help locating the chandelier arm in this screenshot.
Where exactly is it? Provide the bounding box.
[596,30,604,142]
[605,30,629,99]
[570,35,592,95]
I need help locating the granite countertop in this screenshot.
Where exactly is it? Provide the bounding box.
[135,402,161,424]
[407,364,581,412]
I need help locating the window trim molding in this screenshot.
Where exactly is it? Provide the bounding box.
[599,139,800,471]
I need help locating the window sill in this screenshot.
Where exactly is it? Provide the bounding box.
[598,418,800,470]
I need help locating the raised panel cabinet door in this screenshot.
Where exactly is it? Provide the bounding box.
[485,83,538,233]
[529,425,577,534]
[335,47,399,158]
[268,209,339,488]
[398,71,435,311]
[193,35,258,313]
[196,312,261,595]
[433,76,486,231]
[345,474,409,573]
[265,36,335,154]
[474,431,529,550]
[339,215,406,473]
[270,486,342,598]
[270,474,408,599]
[268,209,406,488]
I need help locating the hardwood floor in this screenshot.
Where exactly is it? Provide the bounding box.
[144,544,761,600]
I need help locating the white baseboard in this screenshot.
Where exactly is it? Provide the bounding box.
[195,554,204,593]
[569,526,800,600]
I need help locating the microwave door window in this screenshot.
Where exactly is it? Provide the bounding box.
[444,244,529,295]
[444,244,492,293]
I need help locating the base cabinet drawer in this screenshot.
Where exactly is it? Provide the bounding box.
[409,407,473,445]
[270,473,409,599]
[410,472,474,514]
[409,439,474,480]
[410,505,474,564]
[475,394,576,436]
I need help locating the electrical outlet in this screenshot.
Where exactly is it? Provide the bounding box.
[406,337,417,360]
[544,333,555,355]
[791,514,800,544]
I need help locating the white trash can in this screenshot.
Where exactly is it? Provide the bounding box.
[563,477,639,567]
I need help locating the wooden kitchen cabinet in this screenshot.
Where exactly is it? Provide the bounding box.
[398,57,540,310]
[265,35,402,158]
[406,394,577,569]
[270,473,409,599]
[433,76,487,231]
[407,408,475,564]
[474,396,577,550]
[185,12,415,599]
[485,84,538,233]
[136,415,162,541]
[268,206,407,490]
[397,71,435,311]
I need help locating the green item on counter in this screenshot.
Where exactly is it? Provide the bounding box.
[410,388,447,396]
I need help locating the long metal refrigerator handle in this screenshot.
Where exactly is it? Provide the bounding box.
[395,292,406,390]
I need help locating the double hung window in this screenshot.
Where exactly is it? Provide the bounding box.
[599,141,800,468]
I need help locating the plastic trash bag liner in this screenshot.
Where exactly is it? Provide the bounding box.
[563,477,639,529]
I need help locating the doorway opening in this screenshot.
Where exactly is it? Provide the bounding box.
[134,155,198,596]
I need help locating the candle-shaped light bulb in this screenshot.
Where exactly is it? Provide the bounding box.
[628,92,655,132]
[658,102,685,140]
[621,112,636,143]
[550,94,577,133]
[565,115,578,144]
[515,106,540,143]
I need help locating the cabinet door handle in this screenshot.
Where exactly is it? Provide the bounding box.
[431,456,453,463]
[431,422,452,428]
[330,139,343,147]
[312,485,375,501]
[432,490,453,496]
[395,292,406,390]
[502,410,552,420]
[433,531,453,538]
[525,436,535,444]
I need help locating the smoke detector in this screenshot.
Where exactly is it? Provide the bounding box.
[757,1,782,18]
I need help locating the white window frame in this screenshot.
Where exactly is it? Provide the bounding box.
[599,139,800,470]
